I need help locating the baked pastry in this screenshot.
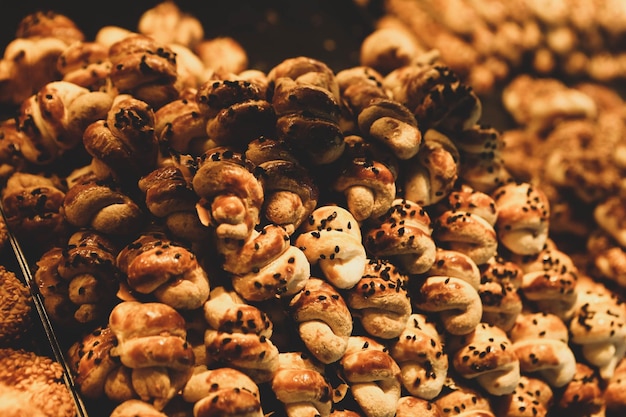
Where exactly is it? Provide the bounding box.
[56,41,112,93]
[339,336,402,417]
[510,240,578,320]
[203,288,279,383]
[434,382,495,417]
[289,277,353,364]
[477,256,523,331]
[271,351,333,417]
[195,77,275,150]
[194,36,249,76]
[116,231,210,310]
[245,136,319,234]
[412,274,482,336]
[182,366,263,417]
[605,356,626,416]
[449,322,520,396]
[109,301,195,410]
[0,266,32,346]
[0,347,76,417]
[396,395,444,417]
[0,118,27,182]
[402,129,460,207]
[493,376,554,417]
[137,1,204,49]
[382,63,482,132]
[364,198,436,275]
[217,224,310,301]
[553,362,605,417]
[346,258,411,339]
[109,399,168,417]
[154,95,210,157]
[509,312,576,387]
[296,205,367,289]
[82,94,159,186]
[336,66,422,160]
[62,173,145,237]
[492,181,550,256]
[332,134,399,222]
[389,313,448,400]
[268,57,345,165]
[67,325,121,400]
[192,146,263,243]
[34,229,120,326]
[568,275,626,380]
[1,171,68,252]
[108,34,179,108]
[138,164,209,243]
[432,186,498,266]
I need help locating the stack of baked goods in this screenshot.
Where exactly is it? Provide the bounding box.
[1,2,626,417]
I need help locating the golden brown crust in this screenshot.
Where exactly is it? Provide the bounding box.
[493,376,554,417]
[554,363,604,417]
[477,256,523,332]
[0,266,32,345]
[289,278,353,364]
[16,11,84,44]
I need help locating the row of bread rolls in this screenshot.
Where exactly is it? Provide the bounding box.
[0,2,625,417]
[359,0,626,95]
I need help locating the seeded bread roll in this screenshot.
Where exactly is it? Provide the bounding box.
[364,198,436,275]
[116,231,210,310]
[509,312,576,387]
[0,266,32,346]
[56,41,112,92]
[396,395,444,417]
[245,136,319,235]
[554,362,605,417]
[605,357,626,416]
[182,366,263,417]
[390,313,448,400]
[434,383,495,417]
[296,205,367,289]
[82,94,159,186]
[289,278,353,365]
[449,322,521,396]
[192,147,263,243]
[271,352,333,417]
[109,301,195,410]
[477,256,523,332]
[347,258,411,339]
[493,376,554,417]
[340,336,402,417]
[62,173,144,237]
[154,96,210,156]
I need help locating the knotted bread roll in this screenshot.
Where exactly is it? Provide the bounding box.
[289,277,353,365]
[389,313,448,400]
[493,376,554,417]
[477,256,523,331]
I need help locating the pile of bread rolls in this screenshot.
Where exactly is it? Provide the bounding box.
[0,2,625,417]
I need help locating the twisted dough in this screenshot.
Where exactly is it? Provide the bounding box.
[62,173,144,236]
[268,57,345,165]
[568,276,626,380]
[289,278,353,365]
[402,129,460,207]
[336,66,421,160]
[109,301,195,410]
[82,94,159,185]
[364,198,436,275]
[509,312,576,387]
[1,171,67,250]
[390,313,448,400]
[182,366,263,417]
[339,336,402,417]
[245,136,319,234]
[154,95,210,156]
[493,376,554,417]
[138,165,208,242]
[57,41,112,92]
[217,224,310,301]
[478,256,523,331]
[492,181,550,256]
[332,134,399,222]
[396,395,444,417]
[271,352,333,417]
[137,1,204,49]
[554,363,604,417]
[116,231,210,310]
[383,63,482,132]
[449,322,521,396]
[346,258,411,339]
[605,357,626,416]
[192,147,263,243]
[434,383,495,416]
[432,187,498,266]
[195,77,275,150]
[108,34,179,108]
[296,205,367,289]
[15,80,113,165]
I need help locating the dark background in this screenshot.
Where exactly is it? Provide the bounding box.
[0,0,383,74]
